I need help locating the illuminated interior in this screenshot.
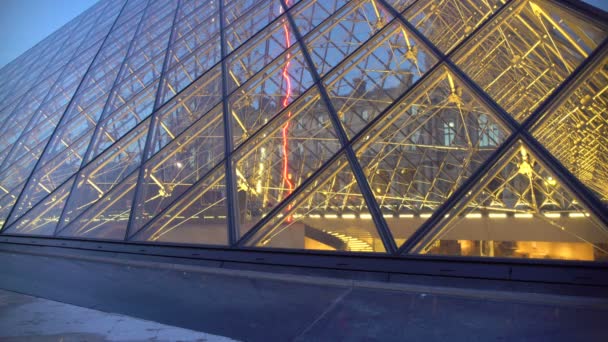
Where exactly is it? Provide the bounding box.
[0,0,606,262]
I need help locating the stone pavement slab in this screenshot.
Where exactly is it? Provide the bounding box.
[0,289,238,341]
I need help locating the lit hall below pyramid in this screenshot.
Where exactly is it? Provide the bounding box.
[0,0,606,262]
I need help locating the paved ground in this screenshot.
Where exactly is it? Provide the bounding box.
[0,247,607,341]
[0,289,237,341]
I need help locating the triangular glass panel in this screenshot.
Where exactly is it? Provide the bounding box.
[2,140,57,200]
[410,141,608,262]
[43,112,99,165]
[0,186,22,229]
[129,107,224,234]
[30,41,102,127]
[225,10,295,94]
[2,127,52,175]
[405,0,504,54]
[37,7,95,75]
[162,1,221,103]
[161,39,221,103]
[175,0,217,41]
[454,0,607,121]
[87,79,159,163]
[0,160,38,215]
[531,57,608,205]
[383,0,416,13]
[223,0,266,27]
[81,3,123,49]
[0,0,605,264]
[57,172,137,240]
[168,0,219,71]
[0,69,62,152]
[0,42,102,174]
[34,13,146,179]
[302,0,394,77]
[352,65,510,247]
[128,1,175,60]
[151,65,223,157]
[243,153,386,253]
[287,0,349,37]
[116,38,166,93]
[113,0,147,29]
[323,19,438,138]
[6,134,92,227]
[58,119,148,230]
[224,0,283,54]
[0,90,20,121]
[0,101,20,153]
[3,128,48,177]
[95,8,144,64]
[227,43,313,148]
[130,165,228,246]
[0,148,10,172]
[103,50,165,122]
[233,89,341,237]
[60,31,135,125]
[118,5,174,86]
[3,176,75,236]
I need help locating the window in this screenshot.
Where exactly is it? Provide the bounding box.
[479,115,500,147]
[443,121,455,146]
[409,130,421,151]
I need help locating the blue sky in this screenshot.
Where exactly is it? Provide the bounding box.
[583,0,608,10]
[0,0,606,69]
[0,0,98,68]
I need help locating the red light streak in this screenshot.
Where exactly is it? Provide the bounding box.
[280,2,294,222]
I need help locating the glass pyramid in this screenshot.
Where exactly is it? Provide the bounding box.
[0,0,606,262]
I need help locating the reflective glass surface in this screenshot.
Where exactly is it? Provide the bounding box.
[0,0,606,262]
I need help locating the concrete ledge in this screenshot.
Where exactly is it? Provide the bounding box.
[1,245,607,309]
[2,236,608,287]
[1,245,608,341]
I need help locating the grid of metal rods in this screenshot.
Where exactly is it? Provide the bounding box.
[0,0,606,259]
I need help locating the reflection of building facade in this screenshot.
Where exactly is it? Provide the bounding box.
[0,0,606,263]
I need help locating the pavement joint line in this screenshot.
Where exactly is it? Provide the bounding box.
[292,287,353,341]
[2,247,608,310]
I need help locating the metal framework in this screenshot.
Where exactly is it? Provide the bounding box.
[0,0,606,263]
